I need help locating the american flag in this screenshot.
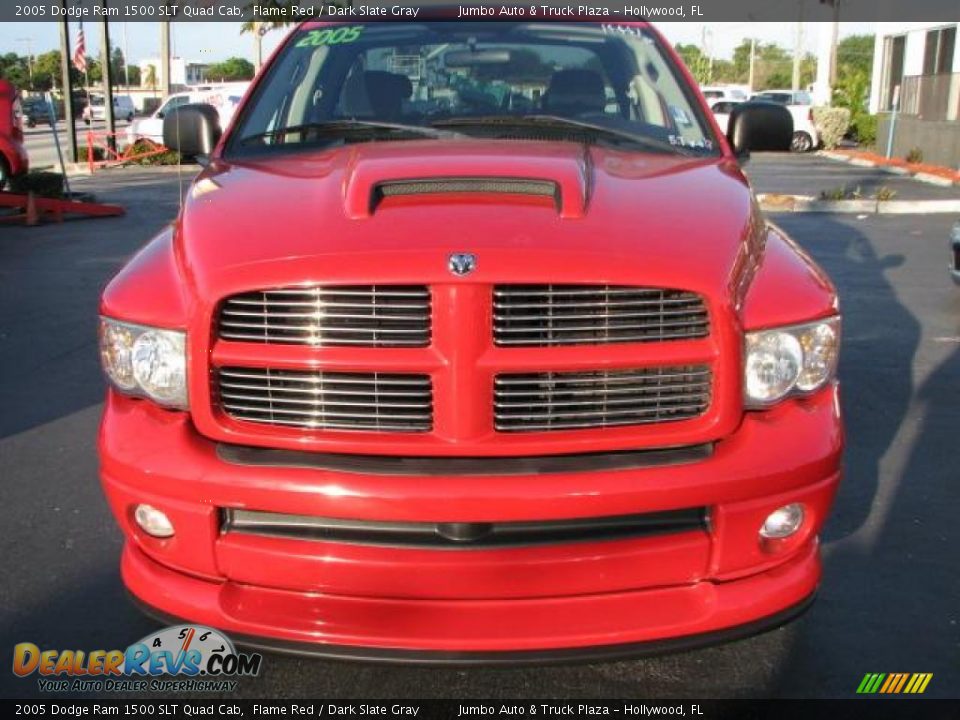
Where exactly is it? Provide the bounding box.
[72,23,87,73]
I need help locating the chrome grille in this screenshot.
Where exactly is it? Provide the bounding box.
[493,285,708,346]
[494,366,711,432]
[217,368,432,432]
[218,285,431,346]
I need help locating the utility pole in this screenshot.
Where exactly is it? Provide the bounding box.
[792,1,804,91]
[122,23,130,89]
[161,20,172,98]
[254,23,266,72]
[748,38,757,93]
[701,27,713,82]
[829,0,841,87]
[99,6,115,151]
[58,6,78,163]
[16,38,34,85]
[817,0,841,98]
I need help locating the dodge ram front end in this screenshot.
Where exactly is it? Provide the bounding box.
[97,21,842,662]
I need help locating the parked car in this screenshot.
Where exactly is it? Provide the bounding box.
[710,99,741,135]
[700,85,748,102]
[20,97,52,128]
[124,85,249,147]
[82,94,136,124]
[98,20,841,660]
[751,90,819,152]
[0,80,29,190]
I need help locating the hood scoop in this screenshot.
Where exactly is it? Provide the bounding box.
[342,146,589,220]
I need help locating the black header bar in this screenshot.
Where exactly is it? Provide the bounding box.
[4,0,959,23]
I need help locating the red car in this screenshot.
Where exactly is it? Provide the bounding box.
[98,21,842,662]
[0,79,29,190]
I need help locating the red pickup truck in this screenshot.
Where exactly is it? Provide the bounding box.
[0,79,29,190]
[98,21,842,662]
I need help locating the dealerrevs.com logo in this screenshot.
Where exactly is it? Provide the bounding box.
[13,625,262,693]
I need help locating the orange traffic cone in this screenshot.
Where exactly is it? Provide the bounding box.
[25,192,39,226]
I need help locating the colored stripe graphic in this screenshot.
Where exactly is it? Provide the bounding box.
[857,673,932,694]
[892,674,909,693]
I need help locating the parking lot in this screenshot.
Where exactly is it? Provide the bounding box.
[1,156,958,699]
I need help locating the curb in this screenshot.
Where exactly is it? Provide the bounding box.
[758,193,960,215]
[815,151,959,188]
[914,172,957,188]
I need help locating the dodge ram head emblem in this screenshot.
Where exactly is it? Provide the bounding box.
[448,253,477,276]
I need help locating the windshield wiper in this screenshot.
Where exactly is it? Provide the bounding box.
[238,120,458,146]
[431,115,699,156]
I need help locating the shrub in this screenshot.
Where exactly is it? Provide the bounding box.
[851,113,877,148]
[85,144,107,162]
[9,171,65,198]
[820,185,862,201]
[906,147,923,164]
[124,140,181,166]
[812,107,851,150]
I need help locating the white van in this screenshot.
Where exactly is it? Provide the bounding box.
[83,94,136,123]
[699,85,748,102]
[124,85,250,146]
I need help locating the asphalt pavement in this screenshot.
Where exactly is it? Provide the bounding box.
[745,152,960,201]
[1,158,958,699]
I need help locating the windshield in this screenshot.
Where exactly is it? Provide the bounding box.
[228,22,718,157]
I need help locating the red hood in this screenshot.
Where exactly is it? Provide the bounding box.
[179,140,760,303]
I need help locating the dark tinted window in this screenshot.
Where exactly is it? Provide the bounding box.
[230,22,718,156]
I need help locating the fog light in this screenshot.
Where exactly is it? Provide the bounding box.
[760,503,805,539]
[134,504,174,538]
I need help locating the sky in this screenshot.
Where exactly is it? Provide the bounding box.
[0,21,875,67]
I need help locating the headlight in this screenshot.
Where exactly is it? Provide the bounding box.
[744,317,840,407]
[99,318,188,409]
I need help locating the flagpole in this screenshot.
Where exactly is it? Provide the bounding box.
[57,6,77,163]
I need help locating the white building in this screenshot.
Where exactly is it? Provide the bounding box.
[868,22,959,167]
[138,57,209,90]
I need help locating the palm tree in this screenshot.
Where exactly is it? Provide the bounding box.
[241,1,297,71]
[144,64,157,96]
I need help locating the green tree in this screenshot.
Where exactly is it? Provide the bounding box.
[710,59,736,84]
[0,53,31,91]
[837,35,874,78]
[86,58,102,84]
[143,64,158,92]
[674,43,712,84]
[833,66,872,142]
[111,46,127,85]
[33,50,85,92]
[206,57,256,82]
[731,40,797,90]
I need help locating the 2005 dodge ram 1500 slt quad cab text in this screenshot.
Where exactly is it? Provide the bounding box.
[97,20,843,663]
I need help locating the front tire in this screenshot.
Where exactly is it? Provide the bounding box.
[791,131,814,153]
[0,157,10,192]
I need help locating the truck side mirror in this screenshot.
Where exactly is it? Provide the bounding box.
[727,101,794,161]
[163,104,221,159]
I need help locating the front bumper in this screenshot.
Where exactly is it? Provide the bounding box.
[99,385,842,657]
